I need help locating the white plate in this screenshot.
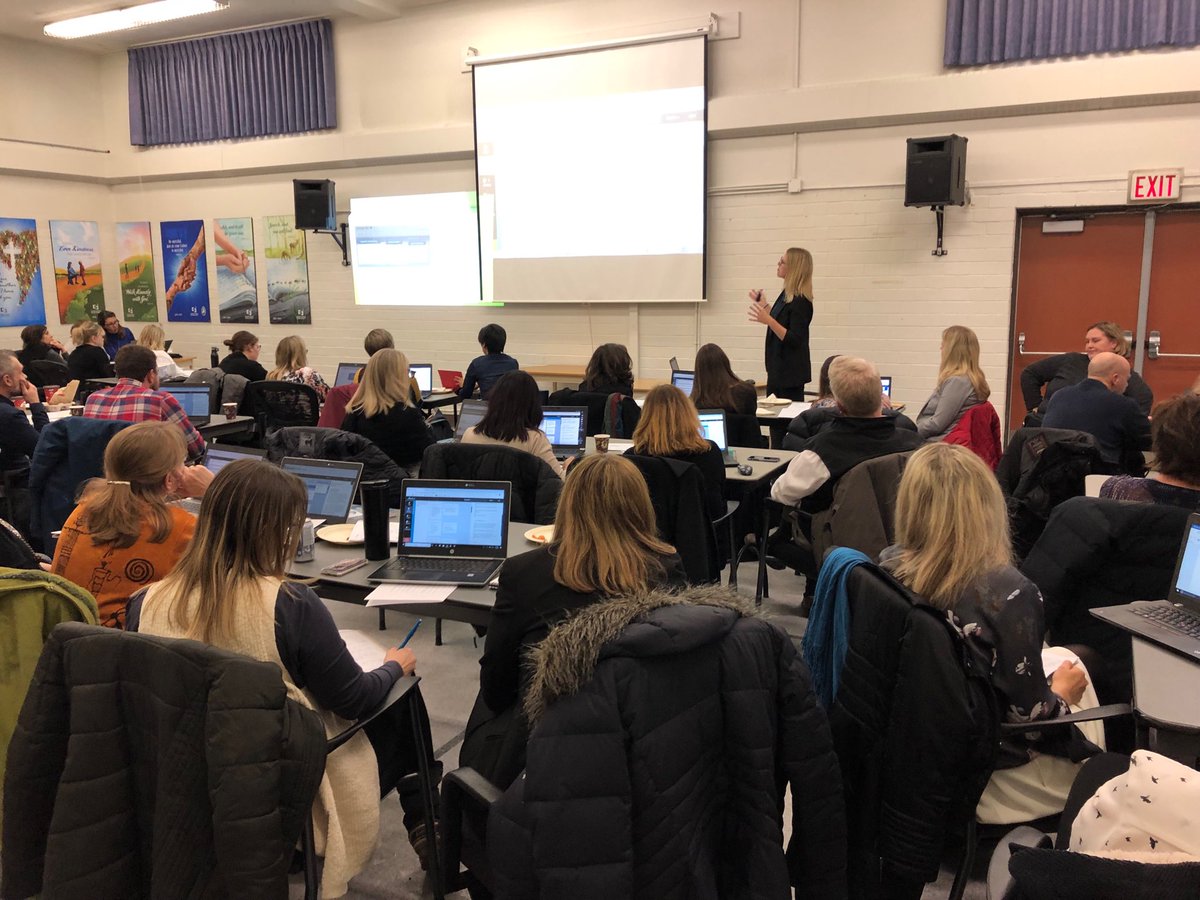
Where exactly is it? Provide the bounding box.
[524,525,554,544]
[760,395,791,406]
[316,523,363,545]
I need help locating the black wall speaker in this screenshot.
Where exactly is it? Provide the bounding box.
[293,179,337,230]
[904,135,967,207]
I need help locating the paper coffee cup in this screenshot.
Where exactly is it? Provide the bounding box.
[594,434,610,453]
[222,402,237,420]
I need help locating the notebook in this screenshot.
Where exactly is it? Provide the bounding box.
[449,399,488,441]
[203,444,268,476]
[280,457,364,525]
[698,409,738,466]
[671,370,695,397]
[541,406,588,460]
[438,369,463,391]
[1091,513,1200,662]
[880,376,892,399]
[161,384,212,426]
[334,362,363,387]
[409,364,434,399]
[368,479,511,585]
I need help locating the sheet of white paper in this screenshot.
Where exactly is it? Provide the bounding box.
[348,520,400,543]
[365,583,456,607]
[779,401,811,419]
[338,628,393,670]
[608,440,634,453]
[1041,647,1080,674]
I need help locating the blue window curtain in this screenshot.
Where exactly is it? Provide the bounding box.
[945,1,1200,66]
[128,19,336,146]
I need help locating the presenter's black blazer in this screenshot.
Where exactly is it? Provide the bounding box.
[764,291,813,399]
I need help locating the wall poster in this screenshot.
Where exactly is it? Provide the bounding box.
[49,220,104,324]
[213,217,258,324]
[160,219,210,322]
[0,217,46,328]
[116,221,158,322]
[263,215,311,325]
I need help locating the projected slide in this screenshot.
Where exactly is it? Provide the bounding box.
[349,192,484,305]
[473,36,707,303]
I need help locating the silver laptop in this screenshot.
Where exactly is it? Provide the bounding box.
[541,406,588,460]
[161,384,212,426]
[334,362,363,387]
[671,370,695,397]
[442,399,487,443]
[368,479,510,585]
[409,364,434,399]
[1092,513,1200,661]
[203,444,268,476]
[698,409,737,466]
[280,457,364,525]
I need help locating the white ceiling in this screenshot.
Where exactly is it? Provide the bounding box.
[0,0,449,53]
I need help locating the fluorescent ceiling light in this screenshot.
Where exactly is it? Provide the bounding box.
[44,0,229,40]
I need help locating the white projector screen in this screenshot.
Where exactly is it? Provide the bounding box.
[473,35,707,303]
[348,192,485,306]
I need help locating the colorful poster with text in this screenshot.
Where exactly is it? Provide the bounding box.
[160,219,210,322]
[49,220,104,324]
[263,215,311,325]
[213,217,258,324]
[0,218,46,327]
[116,222,158,322]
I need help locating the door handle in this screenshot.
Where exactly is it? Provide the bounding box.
[1147,330,1200,360]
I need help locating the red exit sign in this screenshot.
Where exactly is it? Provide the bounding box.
[1128,168,1183,203]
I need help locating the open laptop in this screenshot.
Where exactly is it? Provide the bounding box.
[880,376,892,399]
[1092,513,1200,662]
[441,399,487,442]
[541,406,588,461]
[698,409,738,466]
[669,356,680,372]
[161,384,212,426]
[368,479,510,585]
[671,370,695,397]
[409,364,434,399]
[280,457,364,525]
[203,444,268,476]
[334,362,363,387]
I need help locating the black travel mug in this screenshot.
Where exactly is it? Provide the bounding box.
[360,480,391,561]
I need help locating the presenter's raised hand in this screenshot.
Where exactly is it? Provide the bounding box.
[748,298,772,325]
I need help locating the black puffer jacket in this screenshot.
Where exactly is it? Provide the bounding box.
[2,622,326,900]
[420,442,562,525]
[488,587,847,900]
[782,406,915,449]
[266,425,408,506]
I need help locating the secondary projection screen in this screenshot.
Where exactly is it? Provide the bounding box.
[348,192,484,306]
[472,35,707,303]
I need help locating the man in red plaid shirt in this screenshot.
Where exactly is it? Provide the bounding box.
[84,345,206,462]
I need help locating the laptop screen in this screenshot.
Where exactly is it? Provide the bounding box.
[1173,520,1200,609]
[880,376,892,398]
[541,407,587,450]
[203,445,267,476]
[453,400,488,438]
[280,458,363,521]
[400,482,508,553]
[334,362,363,387]
[671,370,695,397]
[409,364,433,394]
[697,410,729,450]
[161,385,210,419]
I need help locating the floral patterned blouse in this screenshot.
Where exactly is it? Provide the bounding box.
[280,366,329,401]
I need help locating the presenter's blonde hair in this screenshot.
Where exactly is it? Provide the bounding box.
[782,247,814,301]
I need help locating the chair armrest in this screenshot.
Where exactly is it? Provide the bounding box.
[712,499,739,529]
[986,825,1051,900]
[326,675,422,753]
[998,703,1132,735]
[441,767,505,887]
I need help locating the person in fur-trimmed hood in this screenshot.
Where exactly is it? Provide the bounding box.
[486,585,848,900]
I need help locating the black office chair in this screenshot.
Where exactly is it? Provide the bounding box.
[546,389,640,438]
[23,360,69,397]
[726,412,767,449]
[242,381,321,440]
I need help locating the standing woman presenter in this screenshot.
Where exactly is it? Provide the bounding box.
[749,247,814,400]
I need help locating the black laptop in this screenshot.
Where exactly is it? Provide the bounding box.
[369,479,510,585]
[1092,512,1200,662]
[671,370,695,397]
[541,406,588,460]
[203,444,268,476]
[280,457,364,525]
[161,384,212,426]
[698,409,738,466]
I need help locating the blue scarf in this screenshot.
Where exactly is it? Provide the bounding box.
[802,547,871,708]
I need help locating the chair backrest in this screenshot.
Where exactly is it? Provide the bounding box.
[812,450,913,564]
[24,359,69,389]
[944,402,1002,470]
[547,390,641,438]
[184,367,226,412]
[317,383,357,429]
[827,563,999,894]
[624,454,718,583]
[726,412,767,449]
[419,442,561,525]
[265,426,407,506]
[220,373,249,412]
[243,381,321,437]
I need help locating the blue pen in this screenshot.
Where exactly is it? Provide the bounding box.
[397,619,422,649]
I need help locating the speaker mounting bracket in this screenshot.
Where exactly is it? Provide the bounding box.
[931,205,948,257]
[312,222,350,266]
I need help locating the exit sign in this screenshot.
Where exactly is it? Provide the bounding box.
[1128,168,1183,203]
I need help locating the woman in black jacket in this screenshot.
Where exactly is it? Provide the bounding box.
[748,247,814,400]
[341,348,433,476]
[17,325,66,368]
[66,321,114,382]
[217,330,267,382]
[462,454,684,787]
[580,342,634,396]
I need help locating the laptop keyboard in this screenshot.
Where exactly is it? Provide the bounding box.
[1134,604,1200,639]
[384,557,482,574]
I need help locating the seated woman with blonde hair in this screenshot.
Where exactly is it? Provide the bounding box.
[341,348,433,476]
[66,320,114,382]
[268,335,329,400]
[126,460,439,889]
[881,442,1103,825]
[915,325,989,441]
[462,453,685,786]
[51,421,212,628]
[628,384,726,519]
[135,323,180,380]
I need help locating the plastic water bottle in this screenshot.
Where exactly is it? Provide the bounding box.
[295,520,315,562]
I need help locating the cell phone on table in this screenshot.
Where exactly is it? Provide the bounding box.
[747,455,780,462]
[321,557,369,576]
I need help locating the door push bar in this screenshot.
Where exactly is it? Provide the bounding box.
[1017,330,1133,357]
[1147,330,1200,360]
